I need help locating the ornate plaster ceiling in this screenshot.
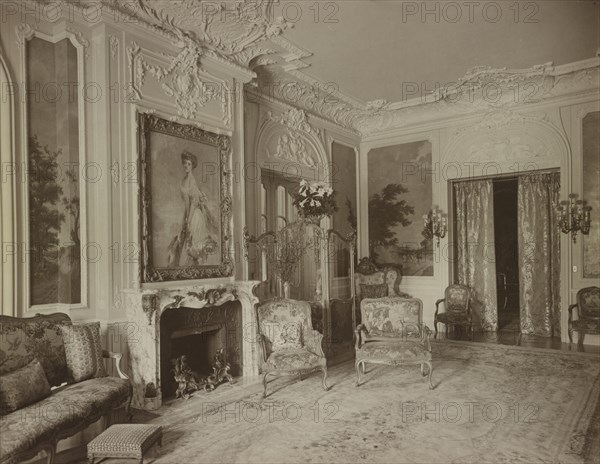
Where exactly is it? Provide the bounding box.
[100,0,599,134]
[282,0,600,104]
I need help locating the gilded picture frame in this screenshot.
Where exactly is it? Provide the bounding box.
[138,113,233,282]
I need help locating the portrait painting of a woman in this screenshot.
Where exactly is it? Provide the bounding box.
[167,151,219,267]
[139,113,232,282]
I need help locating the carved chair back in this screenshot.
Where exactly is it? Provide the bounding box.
[256,299,315,357]
[354,257,404,301]
[445,284,472,316]
[577,286,600,320]
[360,297,424,340]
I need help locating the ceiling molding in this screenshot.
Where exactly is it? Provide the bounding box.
[26,0,599,137]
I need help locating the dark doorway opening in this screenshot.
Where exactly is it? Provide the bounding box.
[493,178,520,330]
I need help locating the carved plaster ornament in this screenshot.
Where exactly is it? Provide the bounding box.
[266,109,321,167]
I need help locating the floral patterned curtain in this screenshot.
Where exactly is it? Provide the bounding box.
[517,172,561,336]
[454,180,498,331]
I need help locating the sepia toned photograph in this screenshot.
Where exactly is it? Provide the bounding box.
[1,1,599,464]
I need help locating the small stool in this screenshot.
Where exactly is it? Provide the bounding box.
[87,424,162,463]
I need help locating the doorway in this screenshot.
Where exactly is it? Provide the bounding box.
[493,178,520,330]
[452,169,560,340]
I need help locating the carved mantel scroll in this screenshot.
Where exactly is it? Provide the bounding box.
[124,280,261,409]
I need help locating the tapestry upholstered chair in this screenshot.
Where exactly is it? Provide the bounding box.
[256,298,328,398]
[434,284,473,339]
[568,286,600,351]
[355,297,433,389]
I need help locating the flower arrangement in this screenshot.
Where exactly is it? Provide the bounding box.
[269,223,313,284]
[292,180,337,220]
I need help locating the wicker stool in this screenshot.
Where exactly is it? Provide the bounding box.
[87,424,162,463]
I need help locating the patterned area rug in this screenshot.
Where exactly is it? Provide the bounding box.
[134,341,600,464]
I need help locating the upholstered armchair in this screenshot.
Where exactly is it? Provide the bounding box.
[434,284,473,339]
[568,286,600,351]
[256,298,328,398]
[355,297,433,389]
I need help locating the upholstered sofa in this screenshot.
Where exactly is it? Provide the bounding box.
[0,313,131,464]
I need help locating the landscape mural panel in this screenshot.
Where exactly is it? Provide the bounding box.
[368,140,433,277]
[27,37,81,305]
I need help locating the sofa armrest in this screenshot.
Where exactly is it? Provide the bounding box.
[102,350,129,380]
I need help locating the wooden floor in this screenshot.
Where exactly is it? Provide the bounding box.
[436,326,600,355]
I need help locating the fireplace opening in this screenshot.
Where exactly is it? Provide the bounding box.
[160,303,242,399]
[170,325,225,381]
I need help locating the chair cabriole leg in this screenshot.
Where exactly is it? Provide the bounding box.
[321,367,329,391]
[262,372,269,398]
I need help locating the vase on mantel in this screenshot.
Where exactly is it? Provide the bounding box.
[283,281,291,299]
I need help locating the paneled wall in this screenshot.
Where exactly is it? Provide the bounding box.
[0,9,251,329]
[360,92,600,343]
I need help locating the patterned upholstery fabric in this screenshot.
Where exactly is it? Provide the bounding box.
[256,299,328,397]
[0,313,71,387]
[571,319,600,332]
[264,322,303,351]
[0,359,51,414]
[0,377,132,463]
[579,287,600,318]
[258,299,323,358]
[435,312,471,324]
[262,349,325,371]
[434,285,473,338]
[87,424,162,460]
[354,257,408,302]
[356,297,433,388]
[60,322,107,383]
[360,284,389,299]
[355,341,432,363]
[446,285,471,314]
[361,298,423,341]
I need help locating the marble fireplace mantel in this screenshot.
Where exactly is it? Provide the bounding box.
[123,280,261,409]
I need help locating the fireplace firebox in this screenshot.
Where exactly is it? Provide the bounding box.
[160,303,242,399]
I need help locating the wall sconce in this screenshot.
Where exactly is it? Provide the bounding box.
[423,208,447,247]
[556,193,592,243]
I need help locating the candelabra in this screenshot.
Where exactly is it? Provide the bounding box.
[423,208,447,247]
[556,193,592,243]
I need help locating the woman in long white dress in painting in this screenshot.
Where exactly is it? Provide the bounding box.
[168,151,219,267]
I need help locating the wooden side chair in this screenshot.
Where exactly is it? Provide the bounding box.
[568,286,600,351]
[256,298,328,398]
[355,297,433,389]
[434,284,473,339]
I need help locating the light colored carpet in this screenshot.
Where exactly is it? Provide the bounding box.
[111,341,600,464]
